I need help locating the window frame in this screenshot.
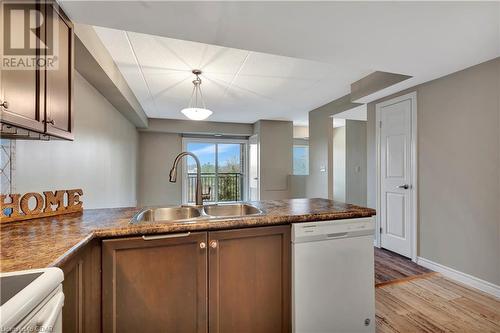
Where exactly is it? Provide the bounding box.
[292,140,310,176]
[181,137,249,204]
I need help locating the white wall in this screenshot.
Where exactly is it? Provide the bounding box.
[137,132,182,206]
[15,72,139,209]
[332,126,346,202]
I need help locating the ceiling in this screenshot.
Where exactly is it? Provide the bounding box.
[94,27,370,125]
[332,105,367,128]
[333,105,367,121]
[62,1,500,124]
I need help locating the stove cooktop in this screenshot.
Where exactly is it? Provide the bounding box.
[0,272,43,306]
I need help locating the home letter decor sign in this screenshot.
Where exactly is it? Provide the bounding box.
[0,189,83,223]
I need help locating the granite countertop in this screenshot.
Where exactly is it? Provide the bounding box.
[0,198,375,272]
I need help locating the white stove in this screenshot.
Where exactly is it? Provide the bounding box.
[0,268,64,333]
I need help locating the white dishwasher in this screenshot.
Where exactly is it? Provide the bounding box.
[292,217,375,333]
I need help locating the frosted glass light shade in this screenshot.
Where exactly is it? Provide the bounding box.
[181,107,213,120]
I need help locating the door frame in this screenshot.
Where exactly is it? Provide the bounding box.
[248,134,260,201]
[375,91,418,262]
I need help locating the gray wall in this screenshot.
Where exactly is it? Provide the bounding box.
[137,132,182,206]
[137,119,258,206]
[254,120,293,200]
[308,110,332,198]
[367,57,500,285]
[75,24,148,128]
[138,120,294,205]
[331,121,367,205]
[308,95,362,199]
[143,118,253,136]
[15,72,139,209]
[288,128,309,199]
[345,120,367,206]
[288,175,307,198]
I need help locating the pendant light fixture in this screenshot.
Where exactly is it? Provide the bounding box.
[181,69,213,121]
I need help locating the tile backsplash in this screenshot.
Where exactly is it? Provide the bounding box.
[0,139,15,195]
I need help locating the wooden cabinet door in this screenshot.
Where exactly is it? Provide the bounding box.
[208,226,291,333]
[0,2,44,132]
[102,232,208,333]
[60,240,101,333]
[44,2,74,139]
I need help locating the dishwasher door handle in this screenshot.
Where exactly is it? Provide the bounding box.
[326,232,348,239]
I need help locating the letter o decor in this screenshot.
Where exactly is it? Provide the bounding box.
[0,189,83,223]
[20,193,44,215]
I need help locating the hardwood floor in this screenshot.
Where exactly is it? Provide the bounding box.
[374,247,434,286]
[375,262,500,332]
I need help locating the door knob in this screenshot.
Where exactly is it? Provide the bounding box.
[210,240,217,249]
[0,100,8,109]
[44,118,55,125]
[199,242,206,249]
[397,184,410,189]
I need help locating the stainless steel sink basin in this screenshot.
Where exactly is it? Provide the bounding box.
[131,204,263,224]
[132,206,202,223]
[202,204,262,217]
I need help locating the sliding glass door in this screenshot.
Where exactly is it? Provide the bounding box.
[183,138,247,204]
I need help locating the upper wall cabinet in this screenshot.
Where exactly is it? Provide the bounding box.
[43,2,74,139]
[0,0,74,140]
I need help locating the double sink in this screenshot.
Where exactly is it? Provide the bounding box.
[131,204,263,224]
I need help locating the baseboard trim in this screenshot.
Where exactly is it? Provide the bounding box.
[416,257,500,298]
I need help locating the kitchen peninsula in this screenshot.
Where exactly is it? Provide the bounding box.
[0,198,376,332]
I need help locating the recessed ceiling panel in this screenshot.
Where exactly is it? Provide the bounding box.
[94,26,372,124]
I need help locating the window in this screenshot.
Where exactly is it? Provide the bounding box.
[183,138,247,204]
[293,144,309,175]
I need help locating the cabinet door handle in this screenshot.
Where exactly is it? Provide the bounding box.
[142,232,191,241]
[44,118,55,125]
[210,240,218,249]
[199,242,206,249]
[0,100,8,109]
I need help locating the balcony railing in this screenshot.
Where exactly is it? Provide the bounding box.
[187,172,244,203]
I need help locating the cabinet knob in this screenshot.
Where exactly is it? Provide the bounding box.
[45,118,55,125]
[210,240,218,249]
[0,100,8,109]
[199,242,206,249]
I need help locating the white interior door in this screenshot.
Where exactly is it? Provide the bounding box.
[248,134,260,201]
[377,93,416,258]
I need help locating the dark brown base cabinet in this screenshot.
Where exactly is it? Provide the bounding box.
[101,226,291,333]
[208,227,291,333]
[102,232,208,333]
[60,240,102,333]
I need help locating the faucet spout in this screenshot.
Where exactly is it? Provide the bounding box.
[169,151,204,206]
[169,167,177,182]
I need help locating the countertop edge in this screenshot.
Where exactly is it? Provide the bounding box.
[48,209,376,268]
[48,232,96,269]
[1,199,376,272]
